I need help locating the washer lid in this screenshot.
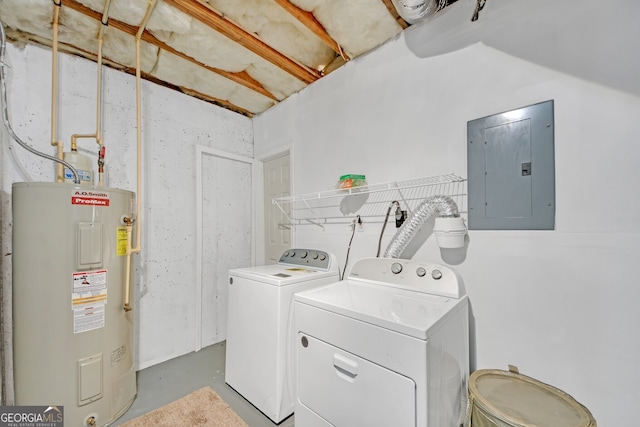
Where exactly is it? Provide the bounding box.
[294,279,466,339]
[469,369,597,427]
[230,264,338,286]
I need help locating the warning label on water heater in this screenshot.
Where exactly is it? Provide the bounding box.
[72,270,108,334]
[71,190,110,207]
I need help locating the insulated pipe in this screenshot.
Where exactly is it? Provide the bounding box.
[62,0,111,187]
[122,0,157,311]
[51,0,64,182]
[96,0,112,186]
[122,217,134,312]
[383,195,461,258]
[71,134,96,150]
[0,18,80,184]
[132,0,156,253]
[96,29,103,186]
[64,1,111,186]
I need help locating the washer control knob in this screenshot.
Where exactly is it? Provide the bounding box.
[431,269,443,280]
[416,267,427,277]
[290,251,296,257]
[312,252,319,259]
[391,262,403,274]
[319,254,327,261]
[300,251,308,258]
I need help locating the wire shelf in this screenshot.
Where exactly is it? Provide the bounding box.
[273,174,467,228]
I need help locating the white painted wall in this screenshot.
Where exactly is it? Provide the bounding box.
[253,0,640,425]
[0,42,253,385]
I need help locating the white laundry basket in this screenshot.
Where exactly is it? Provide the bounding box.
[465,367,596,427]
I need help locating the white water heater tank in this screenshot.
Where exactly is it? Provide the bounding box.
[12,182,137,427]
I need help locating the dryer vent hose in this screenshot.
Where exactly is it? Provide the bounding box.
[383,195,460,258]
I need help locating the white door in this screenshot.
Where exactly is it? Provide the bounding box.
[196,146,255,350]
[264,153,291,264]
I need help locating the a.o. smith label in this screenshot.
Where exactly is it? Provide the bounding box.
[71,190,110,207]
[0,405,63,427]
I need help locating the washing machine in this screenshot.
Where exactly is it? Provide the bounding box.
[294,257,469,427]
[226,248,339,423]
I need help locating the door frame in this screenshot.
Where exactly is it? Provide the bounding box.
[195,145,258,351]
[258,148,293,265]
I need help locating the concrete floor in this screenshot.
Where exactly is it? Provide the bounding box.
[111,341,295,427]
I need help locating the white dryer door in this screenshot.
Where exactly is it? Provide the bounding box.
[297,333,416,427]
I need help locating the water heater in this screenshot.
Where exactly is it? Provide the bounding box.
[12,182,137,427]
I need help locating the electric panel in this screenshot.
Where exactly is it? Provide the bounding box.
[467,100,555,230]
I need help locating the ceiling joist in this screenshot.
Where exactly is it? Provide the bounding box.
[164,0,322,85]
[1,0,412,115]
[60,0,277,102]
[273,0,350,62]
[380,0,410,29]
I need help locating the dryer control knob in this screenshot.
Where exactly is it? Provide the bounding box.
[431,269,443,280]
[319,254,327,261]
[300,251,308,258]
[312,252,319,259]
[416,267,427,277]
[391,262,403,274]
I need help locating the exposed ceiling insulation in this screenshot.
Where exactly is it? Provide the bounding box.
[0,0,449,117]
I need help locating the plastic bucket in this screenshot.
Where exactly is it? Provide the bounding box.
[466,368,597,427]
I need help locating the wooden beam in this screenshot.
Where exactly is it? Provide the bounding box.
[179,87,256,117]
[273,0,349,61]
[141,33,277,102]
[380,0,410,29]
[164,0,321,84]
[8,31,254,116]
[59,0,278,101]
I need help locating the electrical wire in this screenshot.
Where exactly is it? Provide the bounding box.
[0,18,80,184]
[341,215,360,280]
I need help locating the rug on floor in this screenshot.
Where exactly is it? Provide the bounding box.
[119,386,249,427]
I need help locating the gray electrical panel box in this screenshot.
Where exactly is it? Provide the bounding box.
[467,100,555,230]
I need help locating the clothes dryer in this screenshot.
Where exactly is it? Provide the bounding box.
[294,257,469,427]
[226,249,338,423]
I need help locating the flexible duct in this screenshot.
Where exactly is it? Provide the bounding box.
[383,195,462,258]
[0,18,80,184]
[391,0,439,24]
